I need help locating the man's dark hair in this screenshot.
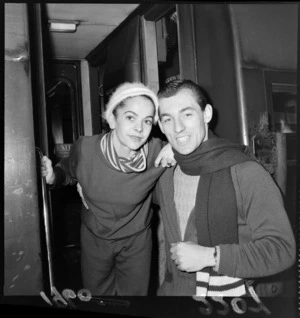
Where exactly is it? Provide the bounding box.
[158,79,208,111]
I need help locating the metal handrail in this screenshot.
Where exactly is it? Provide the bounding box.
[36,147,55,292]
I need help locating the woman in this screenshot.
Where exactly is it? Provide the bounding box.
[41,82,174,296]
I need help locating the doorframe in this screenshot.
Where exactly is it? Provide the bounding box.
[140,3,198,91]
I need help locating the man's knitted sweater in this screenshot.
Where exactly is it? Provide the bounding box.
[155,133,295,296]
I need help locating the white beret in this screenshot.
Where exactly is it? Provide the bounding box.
[104,82,159,124]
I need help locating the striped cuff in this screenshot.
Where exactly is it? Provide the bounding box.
[195,270,246,297]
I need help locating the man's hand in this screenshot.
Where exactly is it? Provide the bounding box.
[170,241,215,272]
[41,156,55,185]
[154,143,176,168]
[77,183,89,210]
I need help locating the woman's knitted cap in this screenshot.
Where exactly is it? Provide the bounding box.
[104,82,159,124]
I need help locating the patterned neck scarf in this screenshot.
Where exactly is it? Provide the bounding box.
[100,131,148,173]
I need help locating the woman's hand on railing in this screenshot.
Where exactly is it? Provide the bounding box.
[41,156,55,185]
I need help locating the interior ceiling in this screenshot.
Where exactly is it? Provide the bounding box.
[44,3,140,60]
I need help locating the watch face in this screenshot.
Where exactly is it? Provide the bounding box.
[214,247,217,258]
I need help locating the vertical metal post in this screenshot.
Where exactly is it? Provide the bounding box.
[29,3,55,293]
[4,3,43,295]
[36,148,55,292]
[229,5,249,146]
[30,3,49,156]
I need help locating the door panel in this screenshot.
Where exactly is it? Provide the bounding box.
[45,61,83,291]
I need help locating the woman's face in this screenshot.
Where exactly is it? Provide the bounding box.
[109,96,155,158]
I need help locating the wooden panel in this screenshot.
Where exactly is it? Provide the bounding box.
[103,16,141,93]
[177,4,197,82]
[81,60,93,136]
[193,4,241,143]
[141,18,159,93]
[88,64,102,134]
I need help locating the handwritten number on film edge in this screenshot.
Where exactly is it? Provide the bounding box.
[40,287,271,315]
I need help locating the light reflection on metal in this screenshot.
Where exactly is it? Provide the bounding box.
[5,55,29,62]
[229,6,249,146]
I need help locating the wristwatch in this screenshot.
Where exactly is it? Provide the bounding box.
[213,246,219,271]
[213,247,218,265]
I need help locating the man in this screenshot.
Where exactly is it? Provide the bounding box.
[154,79,296,297]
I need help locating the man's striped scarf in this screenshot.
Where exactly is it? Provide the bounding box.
[100,131,148,173]
[173,130,255,297]
[196,268,246,297]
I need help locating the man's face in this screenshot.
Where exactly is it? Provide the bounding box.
[158,88,212,155]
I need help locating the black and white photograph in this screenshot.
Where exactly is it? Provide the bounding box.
[3,3,299,318]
